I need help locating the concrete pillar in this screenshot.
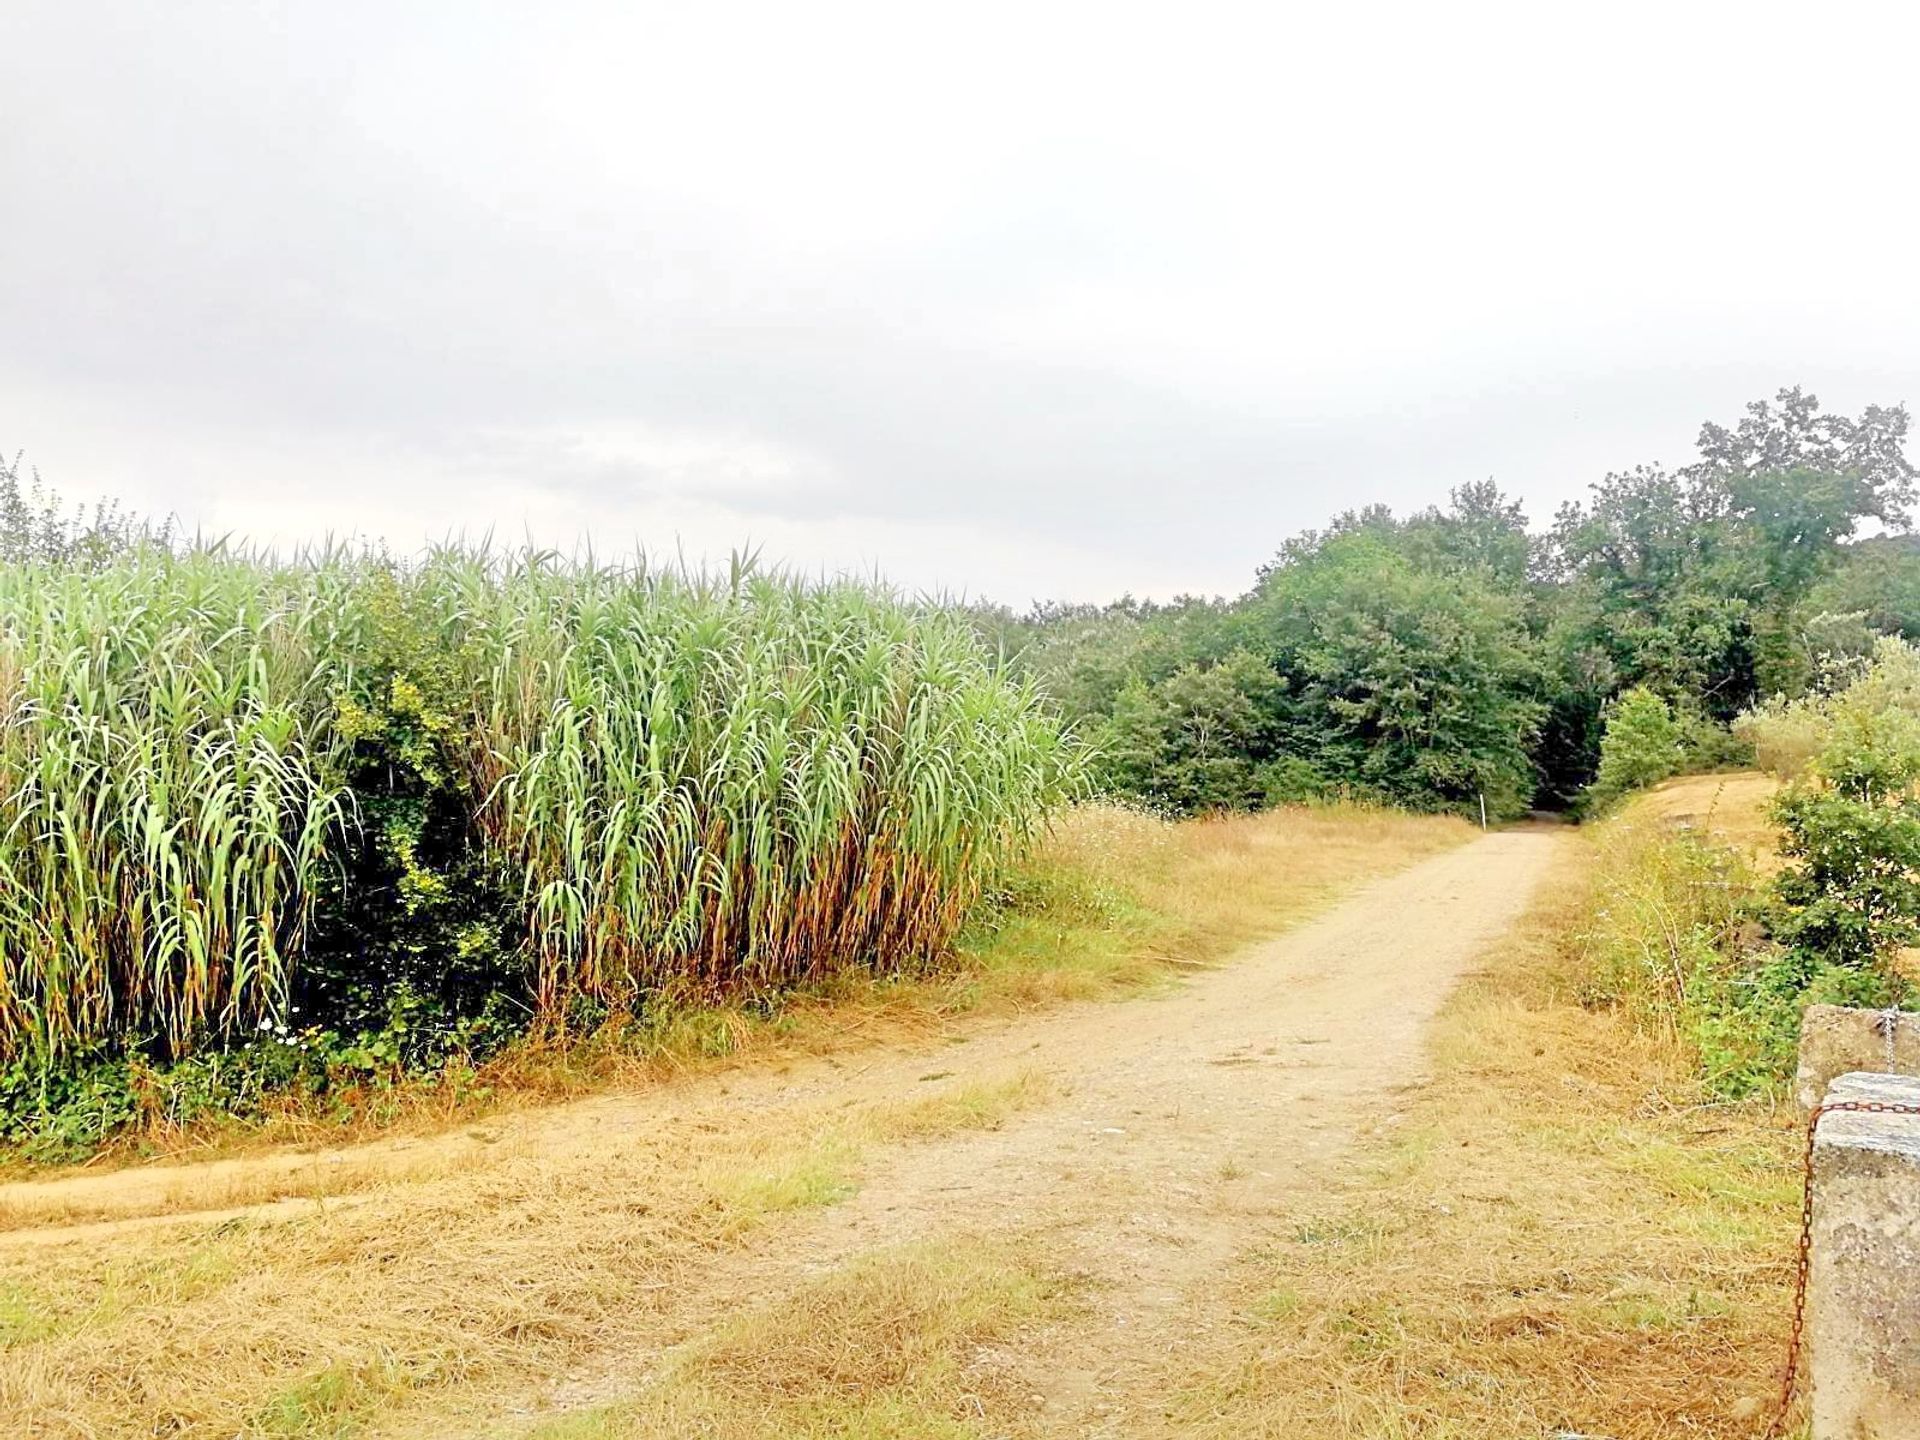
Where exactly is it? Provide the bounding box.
[1811,1071,1920,1438]
[1797,1005,1920,1111]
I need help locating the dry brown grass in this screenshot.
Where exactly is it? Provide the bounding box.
[0,1130,517,1233]
[0,1073,1054,1237]
[960,800,1473,1006]
[1633,771,1782,871]
[1159,829,1802,1439]
[0,1077,1051,1439]
[523,1242,1071,1440]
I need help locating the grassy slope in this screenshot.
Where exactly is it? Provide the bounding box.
[1162,774,1802,1439]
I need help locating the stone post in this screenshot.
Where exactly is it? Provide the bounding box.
[1810,1070,1920,1438]
[1796,1005,1920,1111]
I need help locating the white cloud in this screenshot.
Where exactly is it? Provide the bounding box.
[5,0,1920,602]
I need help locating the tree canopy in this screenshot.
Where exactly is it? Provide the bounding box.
[985,387,1920,818]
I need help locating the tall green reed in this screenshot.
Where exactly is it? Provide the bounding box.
[0,545,1076,1062]
[0,550,348,1057]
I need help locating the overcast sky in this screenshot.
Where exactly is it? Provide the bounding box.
[5,2,1919,604]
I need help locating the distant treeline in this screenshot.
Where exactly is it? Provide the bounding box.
[971,388,1920,818]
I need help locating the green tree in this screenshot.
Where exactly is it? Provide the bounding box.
[1402,479,1536,587]
[1546,464,1753,711]
[1249,533,1542,817]
[0,447,153,565]
[1805,536,1920,643]
[1584,686,1683,809]
[988,389,1917,816]
[1548,389,1917,717]
[1690,386,1916,526]
[1095,650,1285,812]
[972,594,1241,726]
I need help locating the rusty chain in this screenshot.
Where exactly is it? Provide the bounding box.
[1763,1098,1920,1439]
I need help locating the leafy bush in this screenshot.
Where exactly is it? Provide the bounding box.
[1770,702,1920,993]
[298,566,526,1047]
[0,1006,513,1160]
[1675,709,1754,773]
[1257,754,1341,807]
[1735,696,1832,781]
[1584,688,1684,810]
[1727,635,1920,997]
[1737,634,1920,779]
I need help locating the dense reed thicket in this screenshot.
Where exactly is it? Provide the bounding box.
[0,547,1076,1069]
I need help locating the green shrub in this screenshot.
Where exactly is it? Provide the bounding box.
[297,565,525,1048]
[1257,755,1340,807]
[1685,950,1807,1099]
[1736,634,1920,779]
[1676,709,1754,772]
[1771,702,1920,991]
[1734,695,1832,780]
[1584,687,1684,811]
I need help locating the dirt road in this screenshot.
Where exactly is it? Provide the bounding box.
[752,827,1566,1435]
[0,826,1563,1437]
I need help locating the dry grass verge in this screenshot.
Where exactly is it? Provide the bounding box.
[524,1242,1073,1440]
[0,1075,1050,1438]
[1162,818,1802,1439]
[954,800,1473,1003]
[1630,771,1781,871]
